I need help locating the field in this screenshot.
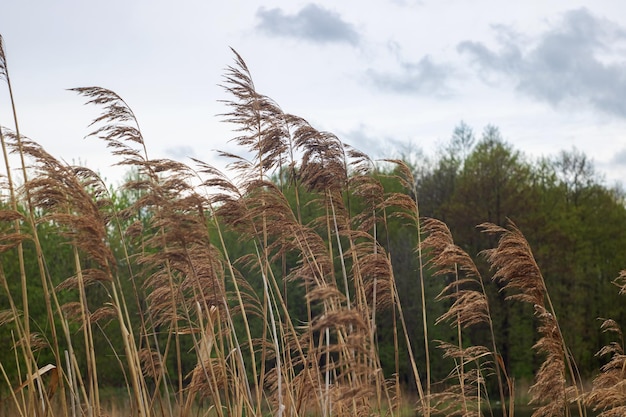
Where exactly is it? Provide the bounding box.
[1,37,625,417]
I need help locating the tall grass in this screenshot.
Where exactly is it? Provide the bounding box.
[0,36,625,417]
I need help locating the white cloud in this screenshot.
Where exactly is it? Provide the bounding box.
[458,8,626,117]
[366,54,455,97]
[256,3,360,45]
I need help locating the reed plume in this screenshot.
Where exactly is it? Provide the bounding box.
[584,318,626,417]
[215,49,416,417]
[377,160,431,413]
[422,217,510,417]
[584,270,626,417]
[16,134,142,416]
[74,78,254,416]
[2,34,72,415]
[481,220,585,417]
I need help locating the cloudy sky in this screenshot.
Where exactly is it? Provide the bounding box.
[1,0,626,185]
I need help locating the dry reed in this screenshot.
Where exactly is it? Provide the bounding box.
[481,221,586,417]
[1,36,625,417]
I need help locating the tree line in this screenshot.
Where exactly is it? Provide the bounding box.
[2,121,624,393]
[394,122,626,384]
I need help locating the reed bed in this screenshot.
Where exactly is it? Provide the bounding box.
[0,36,625,417]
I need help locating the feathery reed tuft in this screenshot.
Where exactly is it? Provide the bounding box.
[585,269,626,417]
[423,217,510,417]
[481,220,585,417]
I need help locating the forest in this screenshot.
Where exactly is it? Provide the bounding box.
[1,39,626,417]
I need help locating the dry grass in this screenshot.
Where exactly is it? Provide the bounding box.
[421,218,511,417]
[480,221,592,417]
[0,35,625,417]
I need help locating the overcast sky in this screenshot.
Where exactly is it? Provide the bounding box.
[1,1,626,186]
